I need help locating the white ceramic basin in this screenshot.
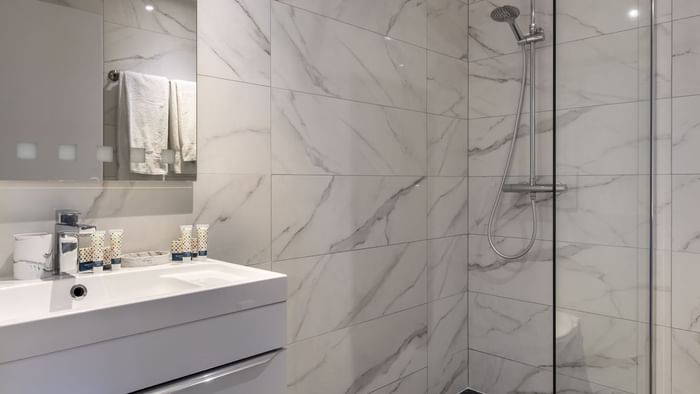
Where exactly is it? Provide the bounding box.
[0,260,286,365]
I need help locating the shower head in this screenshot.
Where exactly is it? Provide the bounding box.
[490,5,524,42]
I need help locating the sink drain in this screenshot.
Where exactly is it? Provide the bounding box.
[70,284,87,300]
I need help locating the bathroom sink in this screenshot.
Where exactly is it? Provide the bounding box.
[0,260,286,365]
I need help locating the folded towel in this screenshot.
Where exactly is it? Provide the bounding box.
[169,80,197,173]
[116,71,170,176]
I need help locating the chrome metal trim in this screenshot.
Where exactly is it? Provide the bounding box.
[502,183,567,193]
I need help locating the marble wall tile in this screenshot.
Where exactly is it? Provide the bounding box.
[556,309,639,393]
[556,103,640,176]
[468,176,553,240]
[656,0,672,24]
[671,328,700,394]
[672,16,700,97]
[555,0,640,44]
[671,252,700,332]
[469,350,553,394]
[271,89,427,176]
[428,115,468,177]
[468,235,552,305]
[197,76,271,174]
[469,292,553,367]
[272,2,427,111]
[556,243,639,320]
[654,325,672,394]
[369,368,428,394]
[104,0,196,40]
[428,293,469,369]
[273,241,427,342]
[428,52,469,118]
[428,349,468,394]
[278,0,427,48]
[428,235,468,302]
[197,0,271,85]
[104,22,196,81]
[556,29,640,110]
[428,177,469,238]
[654,250,672,327]
[193,174,270,265]
[671,95,700,174]
[656,23,673,99]
[673,0,700,20]
[37,0,102,14]
[427,0,468,60]
[671,175,700,253]
[286,305,428,394]
[656,99,672,175]
[468,111,553,177]
[271,175,427,260]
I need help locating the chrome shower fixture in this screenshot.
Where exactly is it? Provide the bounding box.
[490,5,524,42]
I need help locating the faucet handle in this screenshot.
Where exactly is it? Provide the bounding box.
[56,209,81,225]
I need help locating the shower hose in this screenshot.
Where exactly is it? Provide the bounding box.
[487,46,537,260]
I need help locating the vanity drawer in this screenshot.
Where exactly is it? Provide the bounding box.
[135,349,286,394]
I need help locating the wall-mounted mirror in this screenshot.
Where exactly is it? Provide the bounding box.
[0,0,197,181]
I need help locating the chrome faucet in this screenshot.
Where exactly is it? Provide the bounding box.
[55,210,95,275]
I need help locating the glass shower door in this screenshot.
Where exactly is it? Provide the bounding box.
[553,1,654,393]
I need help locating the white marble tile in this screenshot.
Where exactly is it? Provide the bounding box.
[272,2,427,111]
[468,176,554,240]
[556,29,640,110]
[273,241,427,342]
[469,47,553,118]
[37,0,102,14]
[468,0,553,61]
[556,309,639,393]
[654,325,672,394]
[469,351,553,394]
[104,0,196,40]
[672,16,700,97]
[654,249,672,327]
[427,0,468,60]
[672,95,700,174]
[555,0,640,44]
[197,76,270,174]
[287,305,428,394]
[272,176,427,260]
[468,111,553,177]
[656,99,672,175]
[428,293,469,369]
[278,0,427,48]
[428,235,468,302]
[271,89,427,176]
[656,0,672,23]
[369,368,428,394]
[427,177,469,238]
[427,52,469,118]
[556,242,639,320]
[556,102,640,176]
[468,235,553,305]
[556,175,641,247]
[469,292,553,367]
[656,23,672,99]
[671,175,700,253]
[674,0,700,20]
[197,0,270,85]
[193,174,270,265]
[671,252,700,332]
[671,328,700,394]
[428,349,468,394]
[104,22,196,81]
[428,115,467,177]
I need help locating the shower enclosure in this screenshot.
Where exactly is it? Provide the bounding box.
[467,0,653,393]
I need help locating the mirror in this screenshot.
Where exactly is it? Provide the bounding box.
[0,0,197,181]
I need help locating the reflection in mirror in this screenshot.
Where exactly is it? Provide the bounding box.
[0,0,197,181]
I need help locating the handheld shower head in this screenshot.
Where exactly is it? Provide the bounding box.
[490,5,524,42]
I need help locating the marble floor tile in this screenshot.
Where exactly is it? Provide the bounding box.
[428,52,469,118]
[278,0,427,48]
[428,115,468,177]
[287,305,428,394]
[428,177,469,238]
[272,89,427,176]
[428,235,468,302]
[273,241,427,342]
[272,175,427,260]
[427,0,469,60]
[197,0,271,85]
[272,2,427,111]
[197,76,271,174]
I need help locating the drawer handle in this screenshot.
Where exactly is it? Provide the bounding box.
[138,349,282,393]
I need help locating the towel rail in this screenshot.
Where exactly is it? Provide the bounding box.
[108,70,120,82]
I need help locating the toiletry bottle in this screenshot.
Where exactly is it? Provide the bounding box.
[109,229,123,270]
[191,237,198,262]
[171,240,183,263]
[196,224,209,261]
[91,231,106,272]
[180,225,193,263]
[78,248,94,273]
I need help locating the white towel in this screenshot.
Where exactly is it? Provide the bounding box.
[116,71,170,176]
[169,80,197,174]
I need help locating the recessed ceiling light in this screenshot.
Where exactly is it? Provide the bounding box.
[628,8,639,18]
[145,4,155,11]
